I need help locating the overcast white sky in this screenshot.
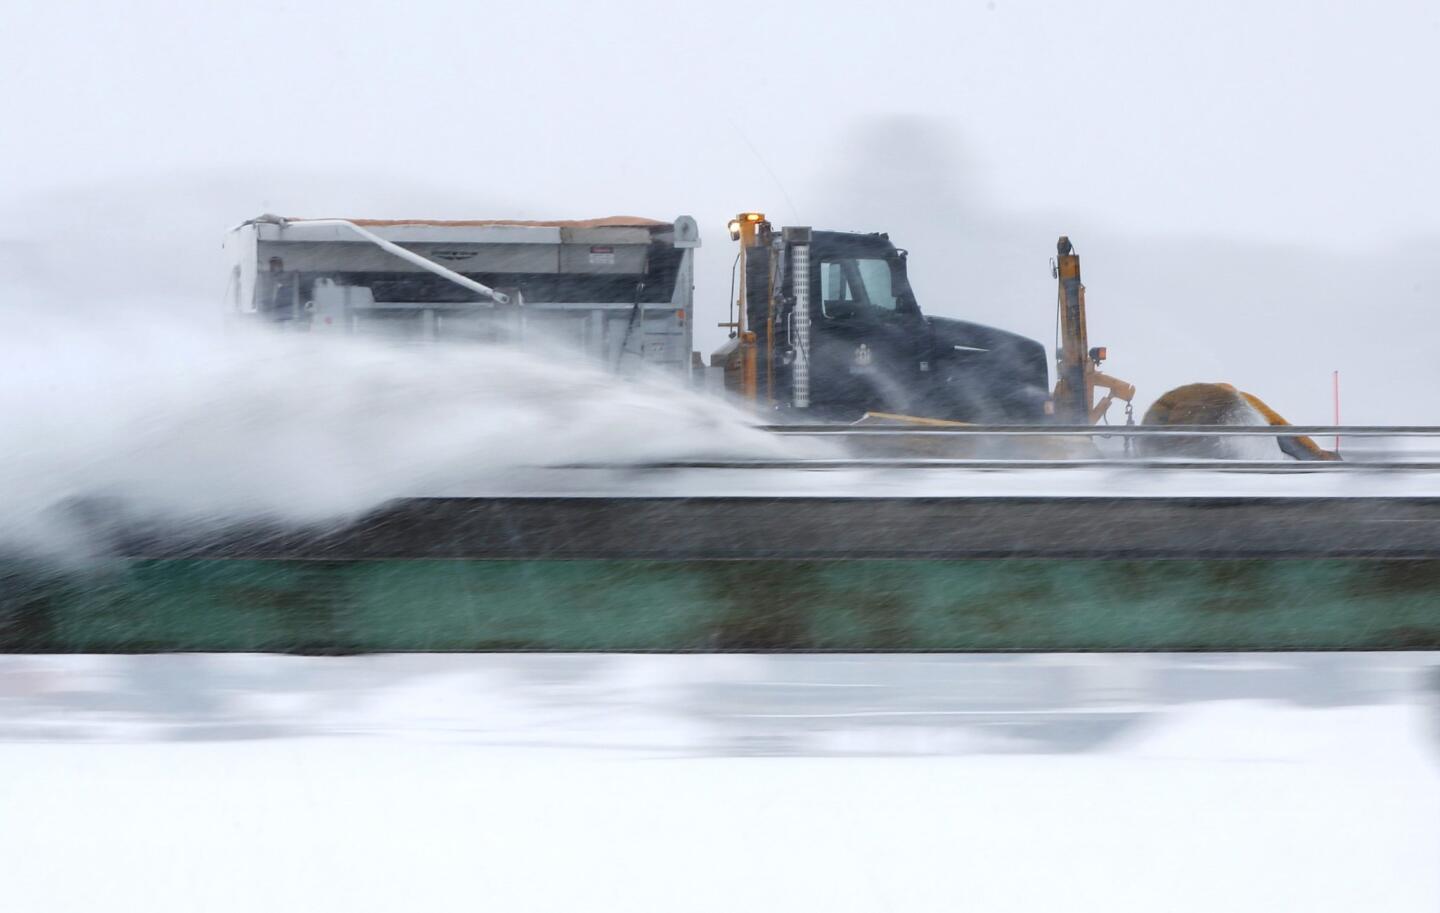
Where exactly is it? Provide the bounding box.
[2,0,1437,422]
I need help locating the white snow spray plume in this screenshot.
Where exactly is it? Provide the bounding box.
[0,294,804,556]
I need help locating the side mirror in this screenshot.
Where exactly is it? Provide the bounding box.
[824,298,858,319]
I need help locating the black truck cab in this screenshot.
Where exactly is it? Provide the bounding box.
[733,225,1051,423]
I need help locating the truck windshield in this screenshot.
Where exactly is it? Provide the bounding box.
[820,258,897,315]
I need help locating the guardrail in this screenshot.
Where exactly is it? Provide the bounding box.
[558,458,1440,471]
[759,424,1440,437]
[554,425,1440,471]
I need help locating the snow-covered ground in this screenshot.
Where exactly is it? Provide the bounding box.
[1,653,1437,912]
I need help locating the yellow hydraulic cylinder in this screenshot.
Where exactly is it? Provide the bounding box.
[730,212,770,405]
[1053,237,1091,423]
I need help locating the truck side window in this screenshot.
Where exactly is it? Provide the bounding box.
[855,259,896,311]
[821,258,896,316]
[820,261,850,308]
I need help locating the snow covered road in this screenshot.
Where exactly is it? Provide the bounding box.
[1,654,1437,912]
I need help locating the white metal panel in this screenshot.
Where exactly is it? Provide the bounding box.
[556,226,655,246]
[256,241,562,274]
[221,224,259,312]
[558,242,648,274]
[255,221,566,245]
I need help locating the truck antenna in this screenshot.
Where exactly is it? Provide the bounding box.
[727,117,802,223]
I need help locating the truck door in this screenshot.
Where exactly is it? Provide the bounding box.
[807,253,927,418]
